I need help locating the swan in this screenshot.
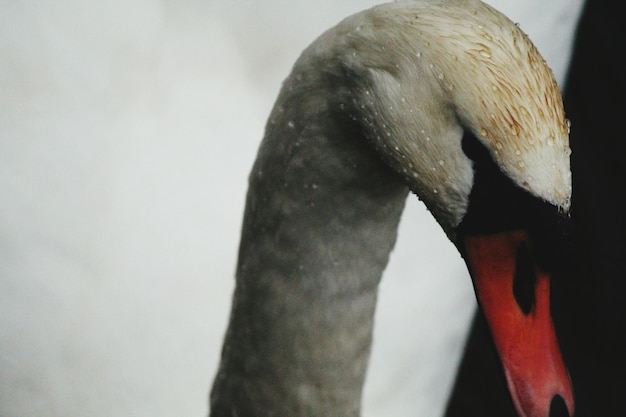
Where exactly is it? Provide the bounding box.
[210,1,574,416]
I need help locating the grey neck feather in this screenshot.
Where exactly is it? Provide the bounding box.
[210,63,410,416]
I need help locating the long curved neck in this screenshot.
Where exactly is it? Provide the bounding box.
[210,67,410,416]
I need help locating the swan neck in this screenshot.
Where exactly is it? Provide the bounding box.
[210,81,409,416]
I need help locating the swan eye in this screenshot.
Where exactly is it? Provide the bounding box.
[513,244,536,315]
[460,130,490,164]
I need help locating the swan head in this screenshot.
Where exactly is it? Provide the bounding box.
[434,1,573,214]
[329,0,572,242]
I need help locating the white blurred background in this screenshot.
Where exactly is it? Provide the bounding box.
[0,1,583,416]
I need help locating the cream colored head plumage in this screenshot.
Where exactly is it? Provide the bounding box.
[321,0,572,231]
[417,0,572,212]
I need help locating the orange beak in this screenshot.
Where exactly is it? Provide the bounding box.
[464,230,574,417]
